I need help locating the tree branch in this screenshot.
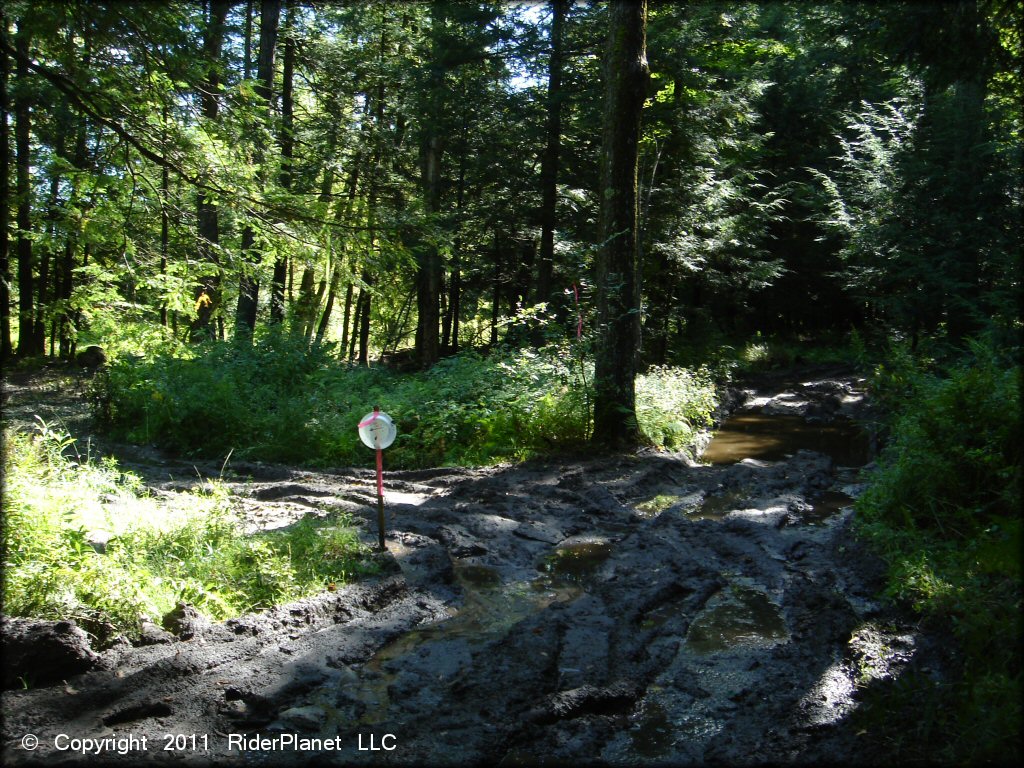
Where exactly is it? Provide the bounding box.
[0,34,382,235]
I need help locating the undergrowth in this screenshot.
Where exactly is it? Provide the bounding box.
[1,421,375,643]
[851,336,1022,764]
[99,337,718,468]
[669,328,862,377]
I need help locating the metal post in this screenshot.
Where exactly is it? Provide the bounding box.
[376,446,385,550]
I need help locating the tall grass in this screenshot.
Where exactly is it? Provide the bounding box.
[1,422,374,642]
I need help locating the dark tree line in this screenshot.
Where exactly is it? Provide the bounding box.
[0,0,1020,446]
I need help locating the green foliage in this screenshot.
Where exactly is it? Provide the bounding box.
[852,337,1022,764]
[668,330,862,380]
[636,365,717,452]
[859,340,1020,538]
[100,337,718,468]
[1,423,373,641]
[812,80,1022,343]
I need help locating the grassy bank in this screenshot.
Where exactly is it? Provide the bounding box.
[1,421,375,644]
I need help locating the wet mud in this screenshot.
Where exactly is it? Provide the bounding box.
[2,365,920,766]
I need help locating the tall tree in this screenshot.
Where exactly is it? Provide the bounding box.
[235,0,282,338]
[414,1,448,369]
[269,0,292,325]
[534,0,567,317]
[591,0,648,449]
[14,22,38,356]
[190,0,229,343]
[0,9,12,362]
[54,25,89,359]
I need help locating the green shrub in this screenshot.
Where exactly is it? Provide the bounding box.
[636,365,717,451]
[858,341,1020,539]
[101,338,718,468]
[853,337,1022,764]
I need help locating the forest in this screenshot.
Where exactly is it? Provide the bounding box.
[1,0,1021,765]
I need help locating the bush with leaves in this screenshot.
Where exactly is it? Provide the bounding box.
[103,338,718,468]
[852,337,1022,764]
[636,364,717,451]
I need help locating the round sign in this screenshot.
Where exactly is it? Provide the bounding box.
[358,410,397,450]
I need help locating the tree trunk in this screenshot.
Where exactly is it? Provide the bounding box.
[243,0,254,81]
[190,0,229,343]
[510,238,535,341]
[269,0,294,325]
[159,106,169,329]
[236,0,282,338]
[35,146,62,355]
[14,25,37,356]
[357,269,373,365]
[340,282,354,351]
[416,131,444,368]
[278,0,295,192]
[591,0,648,449]
[0,10,13,362]
[640,77,683,367]
[444,135,467,354]
[449,269,461,353]
[310,126,343,344]
[535,0,567,319]
[315,255,344,346]
[348,288,362,361]
[295,266,316,338]
[490,232,502,346]
[235,225,259,337]
[354,45,388,359]
[414,2,447,369]
[314,120,363,345]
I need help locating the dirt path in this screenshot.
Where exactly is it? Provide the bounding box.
[2,365,912,766]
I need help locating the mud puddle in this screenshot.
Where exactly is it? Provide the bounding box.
[349,550,594,732]
[536,540,613,584]
[686,584,789,654]
[702,412,870,466]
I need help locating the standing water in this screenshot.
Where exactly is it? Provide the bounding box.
[701,413,870,467]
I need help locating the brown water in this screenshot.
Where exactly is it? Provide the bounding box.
[688,489,750,521]
[802,490,855,524]
[536,541,613,585]
[686,585,789,654]
[701,414,870,466]
[352,562,582,727]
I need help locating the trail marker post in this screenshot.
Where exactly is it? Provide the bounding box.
[358,407,396,550]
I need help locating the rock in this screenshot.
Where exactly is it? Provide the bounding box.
[541,680,641,722]
[437,525,488,557]
[75,345,107,369]
[278,705,327,731]
[161,602,211,640]
[1,617,100,689]
[138,620,175,646]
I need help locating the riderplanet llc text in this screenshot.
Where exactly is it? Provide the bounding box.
[227,733,398,752]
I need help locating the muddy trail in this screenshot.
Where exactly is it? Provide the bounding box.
[2,365,916,766]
